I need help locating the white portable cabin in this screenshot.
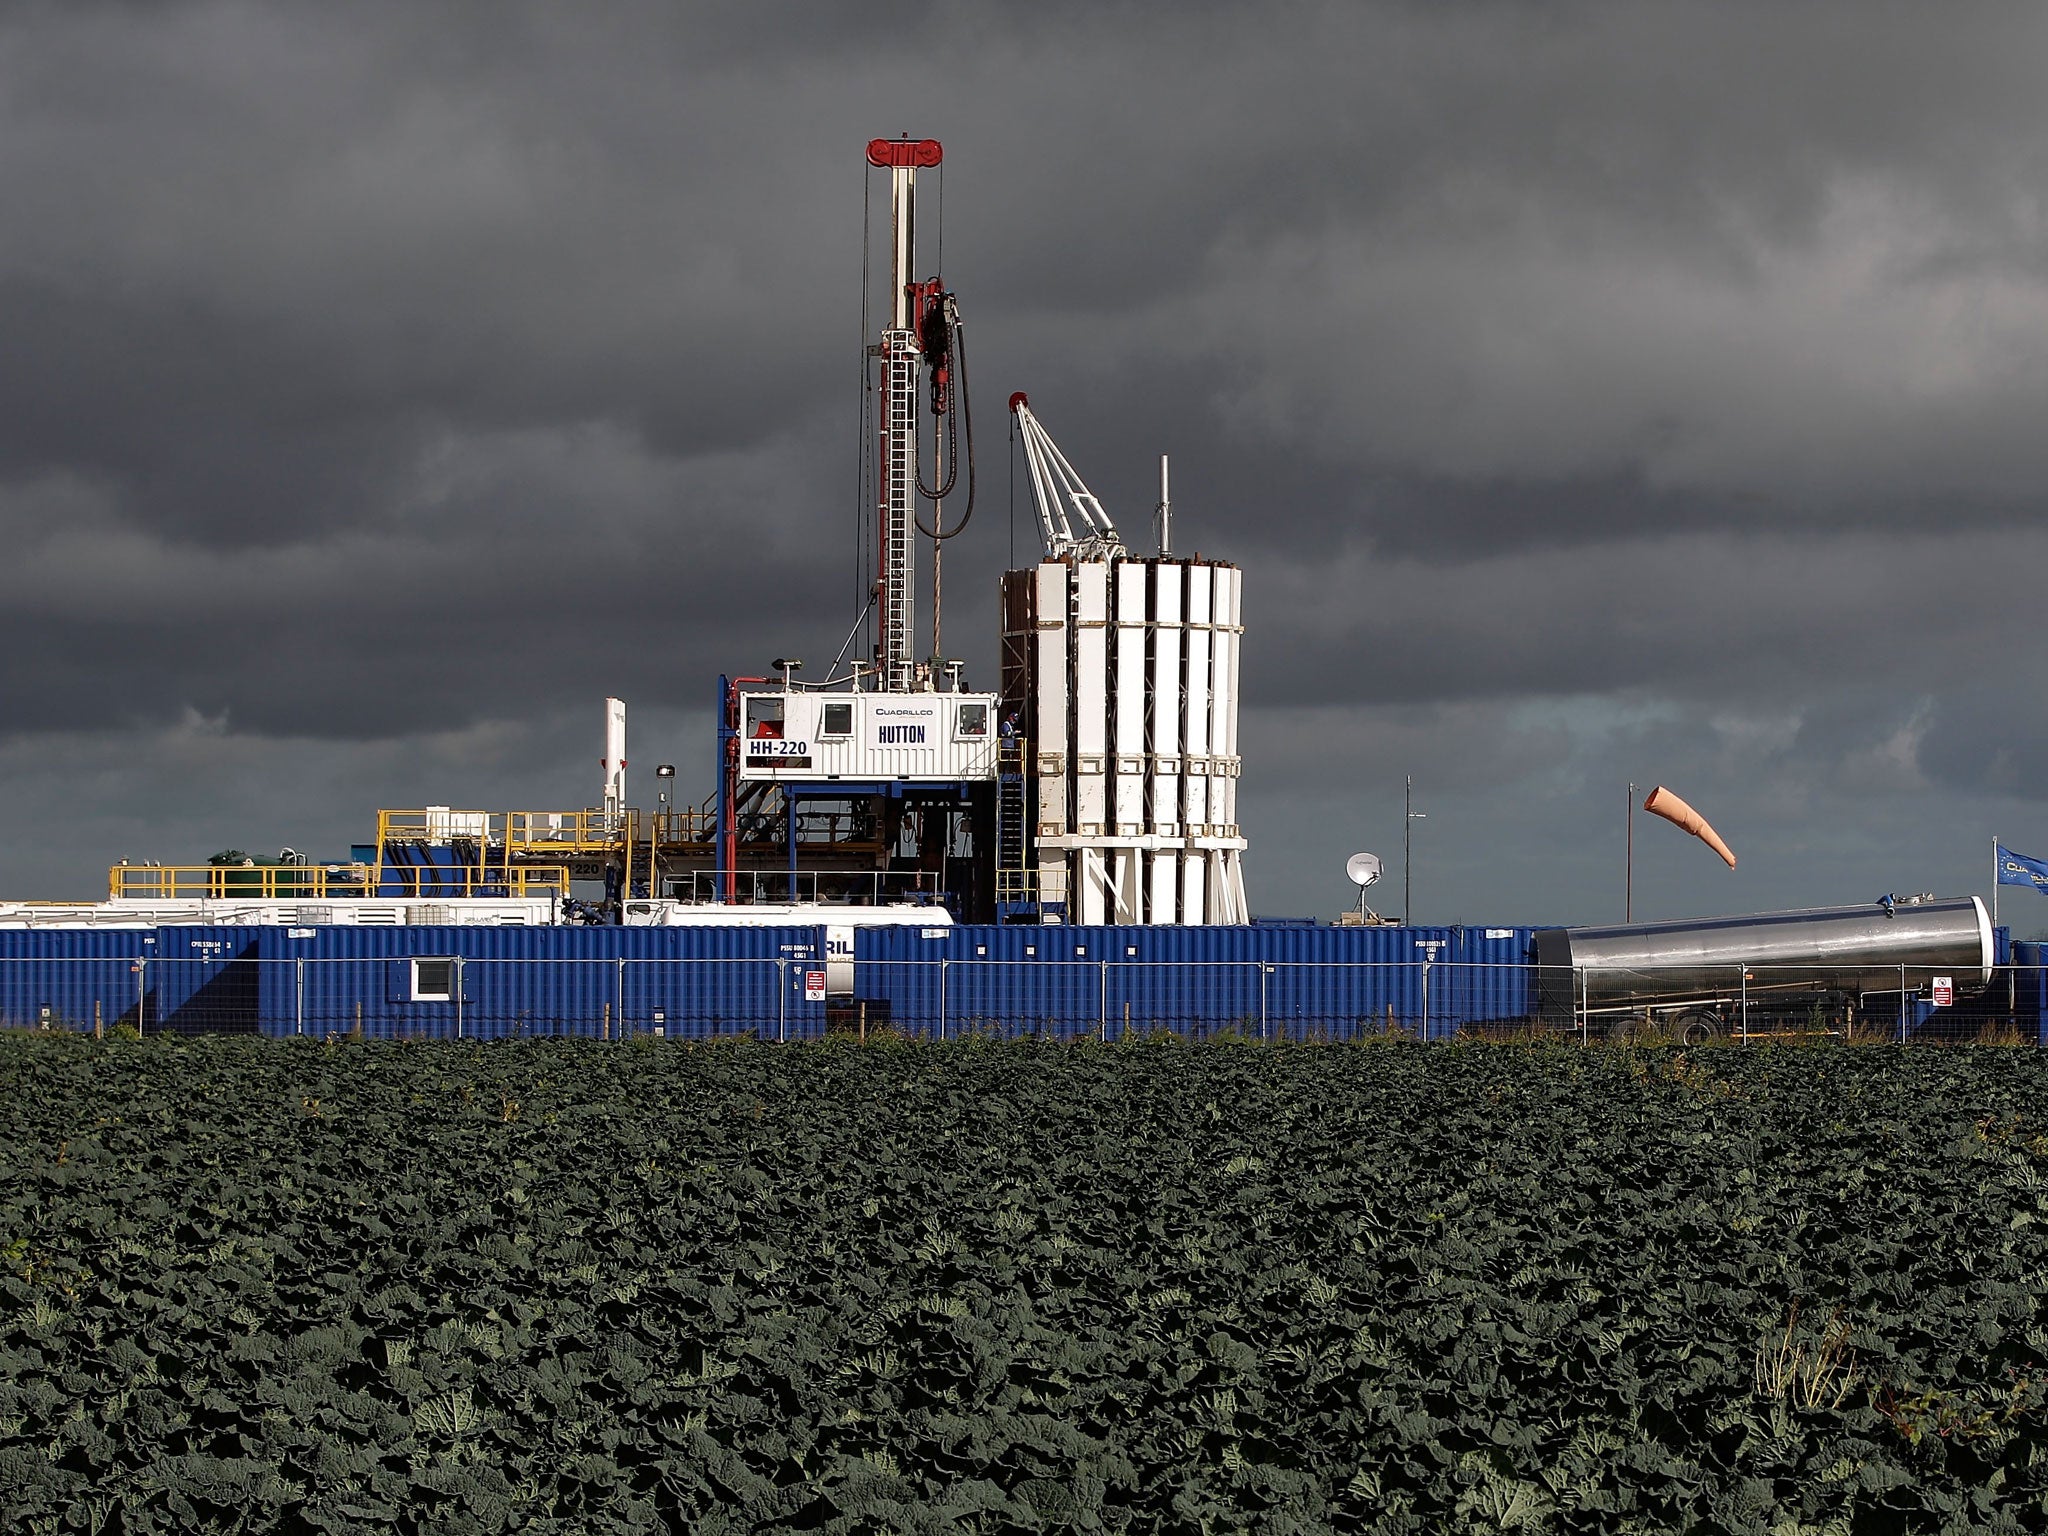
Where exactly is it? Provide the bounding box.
[734,690,1001,783]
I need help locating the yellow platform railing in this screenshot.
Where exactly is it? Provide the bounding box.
[109,863,374,901]
[109,862,571,901]
[370,865,570,900]
[374,807,717,856]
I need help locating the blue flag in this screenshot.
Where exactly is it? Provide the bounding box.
[1997,844,2048,893]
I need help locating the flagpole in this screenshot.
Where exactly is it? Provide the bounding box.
[1994,835,1999,927]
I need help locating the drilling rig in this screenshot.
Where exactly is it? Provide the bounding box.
[123,139,1249,928]
[705,138,1003,914]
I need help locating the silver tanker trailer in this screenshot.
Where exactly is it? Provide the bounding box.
[1534,896,1994,1042]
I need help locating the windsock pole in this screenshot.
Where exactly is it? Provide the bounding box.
[1626,782,1635,922]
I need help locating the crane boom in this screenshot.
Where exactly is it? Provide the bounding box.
[1008,394,1126,561]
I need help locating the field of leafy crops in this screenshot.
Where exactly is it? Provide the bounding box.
[3,1035,2046,1534]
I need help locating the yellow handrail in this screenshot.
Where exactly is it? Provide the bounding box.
[108,863,570,901]
[108,864,373,900]
[370,865,570,900]
[374,806,717,853]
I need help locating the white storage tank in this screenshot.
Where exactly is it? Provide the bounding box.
[1000,556,1247,924]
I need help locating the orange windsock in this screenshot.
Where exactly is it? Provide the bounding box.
[1641,785,1737,868]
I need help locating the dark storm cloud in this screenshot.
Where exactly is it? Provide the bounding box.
[2,0,2045,915]
[1242,523,2042,710]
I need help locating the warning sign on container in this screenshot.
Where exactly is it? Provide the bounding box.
[804,970,826,1002]
[1932,976,1954,1007]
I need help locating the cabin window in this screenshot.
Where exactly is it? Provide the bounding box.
[821,702,853,737]
[954,702,989,739]
[412,957,456,1002]
[746,697,784,739]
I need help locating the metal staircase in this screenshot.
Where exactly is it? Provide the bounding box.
[995,732,1035,917]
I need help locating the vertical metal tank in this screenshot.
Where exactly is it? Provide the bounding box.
[1000,556,1247,923]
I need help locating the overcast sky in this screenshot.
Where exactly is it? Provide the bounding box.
[4,1,2047,931]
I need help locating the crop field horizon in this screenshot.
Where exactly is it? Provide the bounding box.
[3,1034,2045,1533]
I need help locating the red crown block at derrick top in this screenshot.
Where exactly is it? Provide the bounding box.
[866,138,943,168]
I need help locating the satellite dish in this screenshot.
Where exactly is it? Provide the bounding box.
[1346,852,1382,888]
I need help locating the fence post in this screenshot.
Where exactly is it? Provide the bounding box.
[1739,966,1747,1045]
[617,956,627,1040]
[1421,961,1431,1043]
[941,958,950,1043]
[1898,963,1907,1043]
[137,956,148,1036]
[778,958,786,1045]
[1100,960,1108,1043]
[1578,967,1587,1046]
[455,959,464,1041]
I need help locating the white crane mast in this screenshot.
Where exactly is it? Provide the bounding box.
[1009,396,1126,562]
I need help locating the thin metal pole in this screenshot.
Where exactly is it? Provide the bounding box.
[1157,454,1171,556]
[1626,783,1635,922]
[1993,835,2000,928]
[1404,776,1425,923]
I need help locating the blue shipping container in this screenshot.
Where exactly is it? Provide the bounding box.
[250,924,826,1040]
[852,925,1537,1041]
[0,929,156,1033]
[149,926,268,1033]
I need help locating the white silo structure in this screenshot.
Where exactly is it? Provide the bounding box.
[998,399,1248,924]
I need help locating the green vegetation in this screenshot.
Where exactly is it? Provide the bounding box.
[2,1035,2045,1532]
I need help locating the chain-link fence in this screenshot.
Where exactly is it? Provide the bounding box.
[2,954,2042,1044]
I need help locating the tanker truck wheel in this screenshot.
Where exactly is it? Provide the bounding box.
[1670,1009,1726,1046]
[1605,1013,1649,1045]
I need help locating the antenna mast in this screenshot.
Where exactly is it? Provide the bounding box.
[1156,454,1171,555]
